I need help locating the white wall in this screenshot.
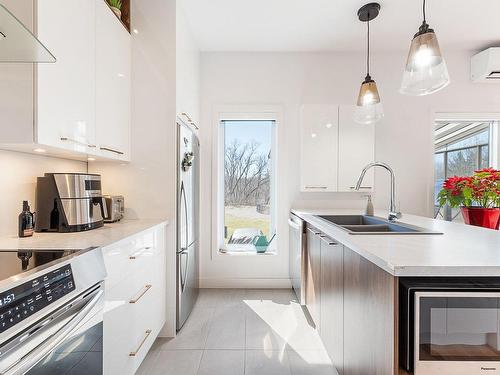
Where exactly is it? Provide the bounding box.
[176,4,200,124]
[0,151,87,236]
[89,0,177,336]
[199,50,500,287]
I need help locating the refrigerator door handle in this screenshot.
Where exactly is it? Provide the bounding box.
[180,249,189,292]
[179,182,189,253]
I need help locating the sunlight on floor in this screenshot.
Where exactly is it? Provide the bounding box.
[138,289,337,375]
[243,297,331,366]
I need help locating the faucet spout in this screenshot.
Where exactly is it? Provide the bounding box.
[355,162,402,222]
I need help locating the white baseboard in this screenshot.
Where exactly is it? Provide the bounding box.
[199,278,292,289]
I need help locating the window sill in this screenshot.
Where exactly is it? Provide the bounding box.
[218,247,277,256]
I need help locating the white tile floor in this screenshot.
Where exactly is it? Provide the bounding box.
[137,289,338,375]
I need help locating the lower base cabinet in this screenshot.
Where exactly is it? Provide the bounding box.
[306,227,322,327]
[302,222,397,375]
[319,237,344,374]
[102,225,167,375]
[342,248,396,375]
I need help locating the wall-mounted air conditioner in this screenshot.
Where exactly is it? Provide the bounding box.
[471,47,500,82]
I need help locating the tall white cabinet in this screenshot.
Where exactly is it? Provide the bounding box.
[0,0,131,161]
[300,104,375,193]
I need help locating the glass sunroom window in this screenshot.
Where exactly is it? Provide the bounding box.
[220,120,276,253]
[434,121,494,222]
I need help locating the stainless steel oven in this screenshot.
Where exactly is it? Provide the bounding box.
[400,278,500,375]
[0,248,106,375]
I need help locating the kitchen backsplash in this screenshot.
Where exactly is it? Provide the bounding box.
[0,150,87,236]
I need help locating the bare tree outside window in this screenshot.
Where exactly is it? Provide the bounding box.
[222,120,275,248]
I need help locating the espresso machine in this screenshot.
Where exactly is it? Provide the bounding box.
[35,173,108,232]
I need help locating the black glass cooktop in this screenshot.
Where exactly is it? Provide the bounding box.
[0,249,81,282]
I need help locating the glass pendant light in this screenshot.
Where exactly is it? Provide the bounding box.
[400,0,449,96]
[354,3,384,125]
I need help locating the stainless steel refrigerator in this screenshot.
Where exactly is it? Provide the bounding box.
[177,119,200,330]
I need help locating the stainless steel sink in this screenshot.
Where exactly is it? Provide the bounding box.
[317,215,442,235]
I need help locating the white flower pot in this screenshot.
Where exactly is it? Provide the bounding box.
[110,6,121,19]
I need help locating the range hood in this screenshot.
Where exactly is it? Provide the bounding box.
[0,4,55,63]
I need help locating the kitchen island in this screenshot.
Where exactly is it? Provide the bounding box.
[292,208,500,375]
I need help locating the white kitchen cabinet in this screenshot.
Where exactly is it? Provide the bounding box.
[103,225,166,375]
[338,105,375,192]
[0,0,131,162]
[95,0,131,161]
[300,104,339,192]
[36,0,96,154]
[299,104,375,193]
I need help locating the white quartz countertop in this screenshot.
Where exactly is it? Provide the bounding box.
[292,208,500,277]
[0,219,168,250]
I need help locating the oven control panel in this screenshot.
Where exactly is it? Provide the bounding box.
[0,264,75,333]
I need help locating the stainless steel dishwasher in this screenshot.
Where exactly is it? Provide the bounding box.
[289,213,306,305]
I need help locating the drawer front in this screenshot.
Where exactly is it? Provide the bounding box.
[103,293,136,375]
[129,281,166,373]
[103,227,162,289]
[102,240,134,289]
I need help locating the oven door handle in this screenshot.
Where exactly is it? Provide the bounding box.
[3,289,103,375]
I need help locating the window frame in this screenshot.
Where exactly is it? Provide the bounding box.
[433,113,500,221]
[211,107,280,256]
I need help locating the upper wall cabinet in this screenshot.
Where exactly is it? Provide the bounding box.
[37,0,97,155]
[0,0,131,162]
[300,104,375,193]
[95,0,131,160]
[337,105,375,192]
[300,104,339,192]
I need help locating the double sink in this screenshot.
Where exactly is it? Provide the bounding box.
[317,215,442,235]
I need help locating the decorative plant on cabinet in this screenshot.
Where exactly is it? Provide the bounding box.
[438,168,500,230]
[107,0,122,18]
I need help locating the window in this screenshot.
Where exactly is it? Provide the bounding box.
[434,120,495,222]
[219,120,276,253]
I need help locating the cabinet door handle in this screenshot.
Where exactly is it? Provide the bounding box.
[60,137,96,148]
[305,186,328,189]
[129,246,152,259]
[349,186,372,190]
[129,284,152,304]
[320,236,338,245]
[181,113,199,130]
[181,112,192,122]
[100,146,124,155]
[307,227,322,235]
[129,330,152,357]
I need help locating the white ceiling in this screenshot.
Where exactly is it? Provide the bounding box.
[180,0,500,52]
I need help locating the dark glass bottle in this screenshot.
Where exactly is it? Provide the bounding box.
[18,201,34,238]
[50,200,59,230]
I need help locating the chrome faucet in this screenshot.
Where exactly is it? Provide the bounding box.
[355,162,402,222]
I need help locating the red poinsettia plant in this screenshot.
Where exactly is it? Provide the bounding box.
[438,168,500,208]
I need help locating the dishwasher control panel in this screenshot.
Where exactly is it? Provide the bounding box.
[0,264,75,333]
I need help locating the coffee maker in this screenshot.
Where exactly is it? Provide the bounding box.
[35,173,108,232]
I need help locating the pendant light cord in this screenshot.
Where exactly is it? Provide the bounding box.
[366,18,370,77]
[423,0,426,23]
